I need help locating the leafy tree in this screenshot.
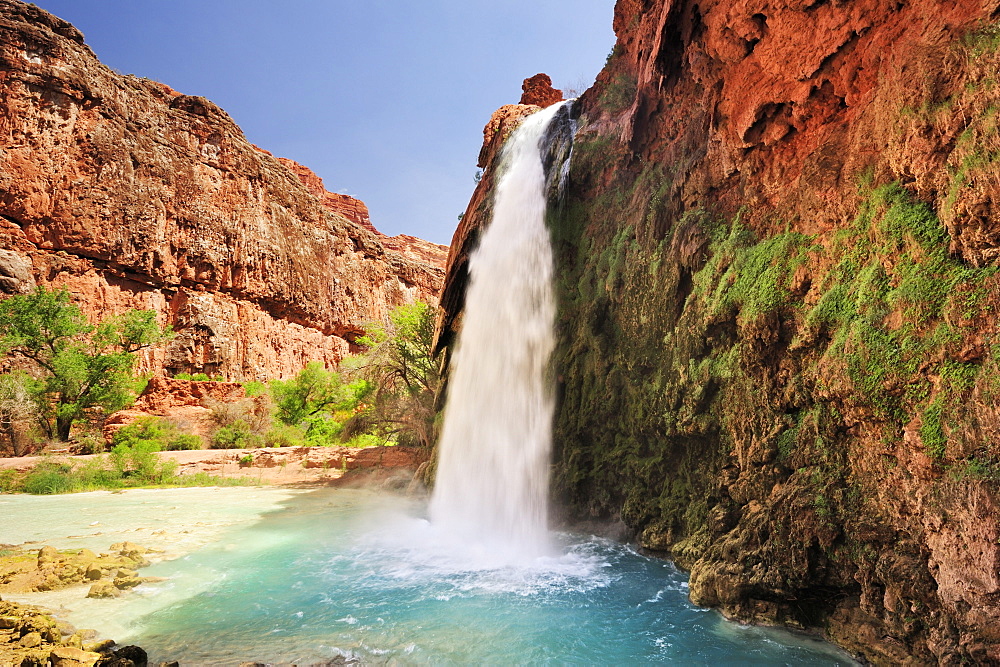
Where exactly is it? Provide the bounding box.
[0,287,172,441]
[270,361,369,442]
[343,301,440,448]
[353,301,438,397]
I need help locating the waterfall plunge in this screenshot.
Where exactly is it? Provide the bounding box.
[429,102,572,562]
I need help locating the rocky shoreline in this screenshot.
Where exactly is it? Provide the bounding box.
[1,543,165,667]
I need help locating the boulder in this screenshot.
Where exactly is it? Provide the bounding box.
[85,582,120,599]
[19,631,42,647]
[49,646,103,667]
[0,249,35,294]
[36,545,59,567]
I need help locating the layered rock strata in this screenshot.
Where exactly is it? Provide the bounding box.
[438,1,1000,663]
[0,0,447,381]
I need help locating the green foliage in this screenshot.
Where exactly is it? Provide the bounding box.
[920,396,947,459]
[599,74,637,113]
[343,433,387,449]
[243,380,267,397]
[948,457,1000,481]
[0,287,172,440]
[797,183,995,440]
[270,361,366,432]
[3,454,257,494]
[693,222,814,324]
[961,19,1000,55]
[21,462,78,494]
[211,421,263,449]
[173,372,224,382]
[261,423,308,448]
[355,302,438,396]
[109,439,174,480]
[112,416,202,452]
[345,301,440,448]
[0,468,18,493]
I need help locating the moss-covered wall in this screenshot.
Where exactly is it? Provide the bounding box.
[543,13,1000,663]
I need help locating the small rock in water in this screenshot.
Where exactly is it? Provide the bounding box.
[83,639,115,653]
[113,575,142,590]
[86,581,120,599]
[106,644,148,666]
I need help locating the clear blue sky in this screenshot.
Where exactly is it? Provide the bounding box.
[32,1,616,246]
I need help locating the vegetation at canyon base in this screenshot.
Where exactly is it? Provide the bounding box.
[0,286,171,447]
[0,300,439,494]
[195,301,439,452]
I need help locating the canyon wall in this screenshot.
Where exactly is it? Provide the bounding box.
[440,1,1000,663]
[0,0,447,381]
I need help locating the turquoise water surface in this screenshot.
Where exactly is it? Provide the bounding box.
[105,488,854,665]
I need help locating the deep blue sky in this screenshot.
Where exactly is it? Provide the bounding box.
[33,1,616,245]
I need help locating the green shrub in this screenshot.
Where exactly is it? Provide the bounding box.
[173,372,223,382]
[112,416,202,452]
[0,469,18,492]
[20,462,78,494]
[262,423,307,448]
[344,433,388,449]
[211,420,262,449]
[166,433,202,451]
[75,433,105,455]
[243,380,267,397]
[109,440,173,481]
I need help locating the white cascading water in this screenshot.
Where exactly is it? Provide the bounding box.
[428,102,569,562]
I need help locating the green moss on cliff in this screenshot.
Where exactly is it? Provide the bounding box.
[550,138,999,598]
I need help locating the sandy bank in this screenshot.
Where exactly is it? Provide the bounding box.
[0,444,429,488]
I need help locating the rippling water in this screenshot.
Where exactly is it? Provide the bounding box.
[64,488,854,665]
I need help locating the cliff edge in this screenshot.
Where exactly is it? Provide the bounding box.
[0,0,447,381]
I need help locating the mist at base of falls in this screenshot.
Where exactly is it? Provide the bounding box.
[1,488,854,665]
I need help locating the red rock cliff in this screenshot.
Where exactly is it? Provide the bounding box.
[0,0,447,380]
[440,1,1000,663]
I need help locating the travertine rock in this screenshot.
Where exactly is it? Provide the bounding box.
[439,0,1000,663]
[0,0,447,381]
[519,73,564,108]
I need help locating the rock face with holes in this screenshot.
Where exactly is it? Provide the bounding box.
[437,0,1000,662]
[0,0,447,380]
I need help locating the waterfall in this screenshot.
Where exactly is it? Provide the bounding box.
[429,101,573,562]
